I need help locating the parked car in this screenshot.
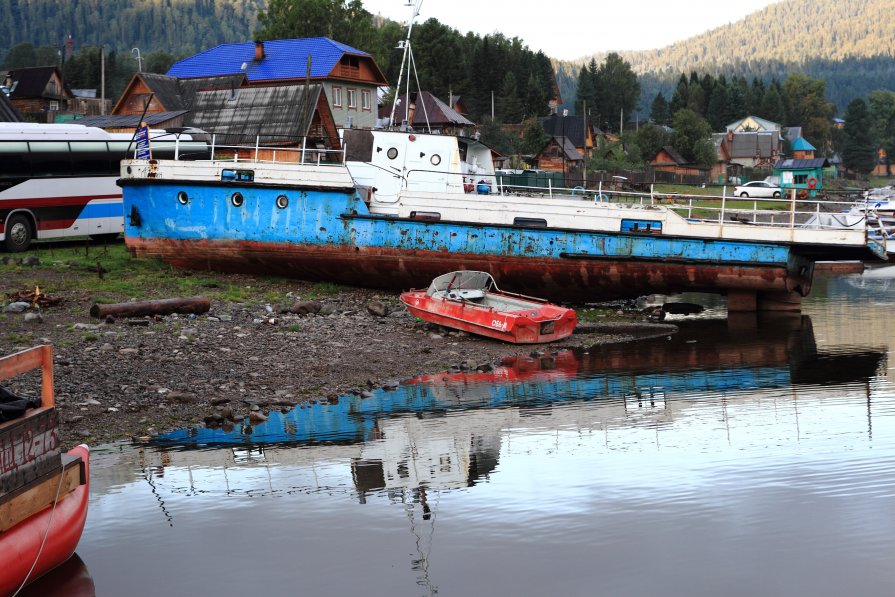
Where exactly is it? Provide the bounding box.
[733,180,782,198]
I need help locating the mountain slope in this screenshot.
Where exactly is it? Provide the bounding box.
[556,0,895,112]
[0,0,265,59]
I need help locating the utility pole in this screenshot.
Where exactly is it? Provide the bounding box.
[132,48,143,72]
[100,45,105,115]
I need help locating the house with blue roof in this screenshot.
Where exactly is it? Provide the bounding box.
[165,38,389,130]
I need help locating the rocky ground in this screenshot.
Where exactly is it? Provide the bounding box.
[1,251,673,449]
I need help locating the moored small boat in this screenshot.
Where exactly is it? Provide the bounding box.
[400,271,577,344]
[0,346,89,597]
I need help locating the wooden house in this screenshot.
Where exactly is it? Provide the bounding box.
[650,146,707,178]
[712,130,782,170]
[539,113,597,160]
[385,91,475,136]
[99,70,342,156]
[163,38,388,130]
[1,67,72,123]
[535,135,583,173]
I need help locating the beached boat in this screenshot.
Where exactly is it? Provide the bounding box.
[0,345,89,597]
[114,1,885,312]
[400,271,577,344]
[117,130,887,311]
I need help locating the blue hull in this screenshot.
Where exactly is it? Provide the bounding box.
[121,179,814,302]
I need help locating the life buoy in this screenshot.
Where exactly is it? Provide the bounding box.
[807,177,817,189]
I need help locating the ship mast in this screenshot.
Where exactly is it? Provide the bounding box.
[388,0,431,132]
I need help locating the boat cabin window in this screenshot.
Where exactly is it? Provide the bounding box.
[458,142,468,162]
[430,154,441,166]
[514,217,548,228]
[621,219,662,233]
[221,169,254,182]
[387,147,398,160]
[410,211,441,221]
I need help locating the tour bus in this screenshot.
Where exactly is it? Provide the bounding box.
[0,122,209,252]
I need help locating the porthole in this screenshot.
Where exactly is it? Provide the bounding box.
[276,195,289,209]
[177,191,189,205]
[430,154,441,166]
[231,192,244,207]
[387,147,398,160]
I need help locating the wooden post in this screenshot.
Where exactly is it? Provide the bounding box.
[89,296,210,319]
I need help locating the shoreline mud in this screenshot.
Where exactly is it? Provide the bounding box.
[2,253,674,449]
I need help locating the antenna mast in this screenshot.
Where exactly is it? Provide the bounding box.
[389,0,423,129]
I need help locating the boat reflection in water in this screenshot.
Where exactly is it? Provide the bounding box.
[16,554,94,597]
[105,314,886,597]
[146,314,885,497]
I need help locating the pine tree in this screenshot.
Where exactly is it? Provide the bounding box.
[650,93,670,125]
[842,98,876,173]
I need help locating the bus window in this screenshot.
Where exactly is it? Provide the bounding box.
[0,141,30,178]
[70,141,114,175]
[107,141,136,159]
[28,141,71,177]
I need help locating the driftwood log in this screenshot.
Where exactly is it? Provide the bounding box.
[89,296,211,319]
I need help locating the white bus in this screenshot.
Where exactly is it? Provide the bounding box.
[0,123,208,251]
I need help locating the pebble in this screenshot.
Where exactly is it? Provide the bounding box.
[4,302,29,313]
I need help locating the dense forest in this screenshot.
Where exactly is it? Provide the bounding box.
[4,0,895,114]
[0,0,264,59]
[555,0,895,113]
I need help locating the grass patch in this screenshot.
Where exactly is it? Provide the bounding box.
[304,281,344,299]
[286,324,301,333]
[1,244,285,306]
[577,308,616,322]
[4,332,32,344]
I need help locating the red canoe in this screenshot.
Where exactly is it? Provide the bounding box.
[400,271,577,344]
[1,346,90,597]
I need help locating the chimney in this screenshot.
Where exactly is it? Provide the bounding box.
[254,41,265,61]
[726,130,734,142]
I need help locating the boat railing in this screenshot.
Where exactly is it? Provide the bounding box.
[490,177,870,233]
[206,134,348,167]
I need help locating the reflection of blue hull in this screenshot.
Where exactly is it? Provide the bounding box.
[154,364,794,447]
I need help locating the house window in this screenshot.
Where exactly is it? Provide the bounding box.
[793,174,808,185]
[332,86,342,108]
[347,88,357,110]
[361,89,371,111]
[49,100,59,111]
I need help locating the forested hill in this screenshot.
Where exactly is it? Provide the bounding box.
[0,0,265,59]
[555,0,895,111]
[4,0,895,114]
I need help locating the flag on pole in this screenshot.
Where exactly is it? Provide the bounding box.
[135,124,151,159]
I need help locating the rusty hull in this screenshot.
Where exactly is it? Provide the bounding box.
[124,237,812,304]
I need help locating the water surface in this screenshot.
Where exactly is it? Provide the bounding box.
[29,265,895,596]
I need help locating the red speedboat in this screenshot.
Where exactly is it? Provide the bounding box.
[1,346,90,597]
[401,271,577,344]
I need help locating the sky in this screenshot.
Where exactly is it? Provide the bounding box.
[361,0,781,60]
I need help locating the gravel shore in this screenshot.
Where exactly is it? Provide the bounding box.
[2,253,672,449]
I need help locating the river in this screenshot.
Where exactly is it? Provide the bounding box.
[23,265,895,596]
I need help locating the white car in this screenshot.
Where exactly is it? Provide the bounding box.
[733,180,782,198]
